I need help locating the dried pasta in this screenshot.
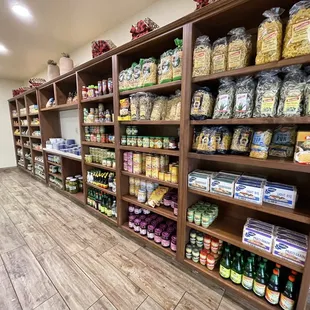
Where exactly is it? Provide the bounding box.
[172,39,183,81]
[211,37,228,74]
[250,129,273,159]
[141,58,157,87]
[159,50,173,84]
[150,96,168,121]
[197,127,217,154]
[192,36,212,77]
[231,126,253,155]
[190,88,214,120]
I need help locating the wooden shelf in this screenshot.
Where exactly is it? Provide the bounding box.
[30,124,40,127]
[14,134,20,136]
[21,135,30,138]
[23,145,30,149]
[85,162,115,172]
[19,115,27,118]
[122,194,176,221]
[86,182,116,196]
[188,152,310,173]
[186,219,303,273]
[48,172,62,179]
[47,161,61,167]
[120,121,180,125]
[40,103,78,112]
[122,171,178,188]
[12,116,19,119]
[20,125,29,127]
[81,93,113,103]
[188,188,310,224]
[122,224,176,258]
[82,141,115,148]
[120,80,181,96]
[81,122,114,126]
[28,112,39,116]
[32,148,43,152]
[30,136,41,139]
[120,145,180,156]
[85,204,117,225]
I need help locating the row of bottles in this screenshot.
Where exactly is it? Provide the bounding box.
[87,188,117,218]
[219,244,298,309]
[86,170,116,192]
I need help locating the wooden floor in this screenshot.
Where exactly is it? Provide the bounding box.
[0,168,304,310]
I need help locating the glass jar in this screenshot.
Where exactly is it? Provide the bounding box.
[126,136,132,146]
[190,230,196,245]
[140,221,147,236]
[187,208,194,223]
[129,215,136,229]
[69,178,78,194]
[131,126,138,136]
[169,137,177,149]
[134,219,141,233]
[163,194,171,207]
[204,235,212,250]
[129,184,135,196]
[121,136,127,146]
[211,238,219,254]
[150,137,155,148]
[200,249,208,266]
[65,177,71,192]
[126,126,132,135]
[128,205,135,213]
[147,225,155,240]
[207,254,216,271]
[186,244,193,259]
[196,232,204,248]
[194,211,202,226]
[137,136,143,147]
[154,228,162,244]
[137,189,146,203]
[142,136,150,148]
[154,137,163,149]
[134,207,142,215]
[142,208,151,215]
[79,177,83,192]
[131,136,137,147]
[161,232,171,248]
[170,235,177,252]
[192,247,200,263]
[163,137,169,149]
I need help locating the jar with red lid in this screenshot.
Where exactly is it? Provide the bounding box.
[140,221,147,236]
[170,235,177,252]
[147,225,155,240]
[211,238,219,254]
[154,228,162,244]
[161,231,171,248]
[128,215,136,229]
[207,254,216,270]
[200,249,208,266]
[204,235,212,250]
[134,219,141,233]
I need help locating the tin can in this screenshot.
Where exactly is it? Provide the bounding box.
[131,136,137,147]
[164,172,172,182]
[150,137,155,148]
[137,136,143,147]
[143,136,150,148]
[121,136,127,146]
[102,80,108,94]
[158,172,165,181]
[163,137,169,149]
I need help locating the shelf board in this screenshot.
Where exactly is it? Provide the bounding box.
[122,194,176,221]
[40,103,78,112]
[122,224,176,258]
[85,162,115,172]
[14,134,20,136]
[85,204,117,225]
[23,145,30,149]
[81,93,113,103]
[28,112,39,116]
[120,145,180,156]
[81,141,115,148]
[120,121,180,125]
[16,143,21,147]
[20,125,29,127]
[81,122,114,126]
[86,182,116,196]
[32,148,43,152]
[192,54,310,84]
[21,135,30,138]
[188,188,310,224]
[30,124,40,127]
[186,219,303,273]
[19,115,27,118]
[122,171,178,188]
[184,260,274,310]
[43,148,82,162]
[30,136,41,139]
[48,172,62,179]
[188,152,310,173]
[190,116,310,126]
[12,116,19,119]
[47,161,61,167]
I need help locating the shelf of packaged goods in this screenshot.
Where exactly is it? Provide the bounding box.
[40,103,78,112]
[188,188,310,225]
[120,146,180,156]
[190,116,310,126]
[85,204,117,225]
[32,148,43,152]
[44,149,82,162]
[120,121,180,125]
[30,136,41,139]
[86,182,116,197]
[122,224,176,258]
[186,218,303,273]
[35,160,45,166]
[47,161,61,167]
[122,194,176,221]
[192,54,310,84]
[120,80,182,96]
[122,171,179,189]
[48,172,62,179]
[188,152,310,173]
[81,122,114,126]
[84,162,115,172]
[183,260,274,310]
[81,141,115,148]
[81,93,113,103]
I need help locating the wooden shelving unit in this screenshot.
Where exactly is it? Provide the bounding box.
[8,1,310,308]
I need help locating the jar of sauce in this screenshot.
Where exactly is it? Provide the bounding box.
[161,232,171,248]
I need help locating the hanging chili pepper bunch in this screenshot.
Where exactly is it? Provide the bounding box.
[91,40,116,58]
[193,0,220,10]
[130,17,159,40]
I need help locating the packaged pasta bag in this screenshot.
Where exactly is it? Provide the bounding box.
[253,70,282,118]
[172,38,183,81]
[119,98,130,117]
[119,69,126,92]
[190,87,214,120]
[304,65,310,115]
[233,76,256,118]
[141,58,157,87]
[211,37,228,74]
[216,126,232,154]
[192,35,212,77]
[255,7,285,65]
[192,127,202,151]
[129,93,140,120]
[165,91,181,120]
[230,126,254,155]
[174,90,182,121]
[249,129,273,160]
[283,1,310,59]
[213,77,236,119]
[139,92,155,120]
[159,50,173,84]
[150,96,168,120]
[227,27,252,70]
[269,125,297,158]
[125,66,134,90]
[277,65,306,117]
[197,126,217,154]
[132,62,142,89]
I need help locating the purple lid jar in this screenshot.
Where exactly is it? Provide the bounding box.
[145,217,152,224]
[161,231,171,248]
[163,194,171,207]
[140,221,147,236]
[154,228,162,244]
[167,226,175,234]
[151,220,158,227]
[170,235,177,252]
[150,214,158,220]
[128,205,135,213]
[140,215,146,221]
[129,215,136,229]
[159,223,167,231]
[157,216,164,222]
[134,218,141,233]
[147,224,155,240]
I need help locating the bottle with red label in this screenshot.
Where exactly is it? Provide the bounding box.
[279,275,296,310]
[265,268,280,305]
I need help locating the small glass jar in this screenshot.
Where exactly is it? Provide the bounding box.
[69,178,78,194]
[132,126,138,136]
[137,136,143,147]
[139,215,146,221]
[163,137,169,149]
[142,208,151,215]
[204,235,212,250]
[140,221,147,236]
[143,136,150,148]
[207,254,215,271]
[154,137,163,149]
[211,238,219,254]
[161,232,171,248]
[169,137,177,149]
[189,230,196,245]
[149,137,155,148]
[185,244,193,259]
[134,207,142,215]
[121,136,127,146]
[163,194,171,207]
[134,218,141,233]
[194,211,202,226]
[200,249,208,266]
[196,232,204,248]
[65,177,71,192]
[126,126,132,135]
[154,228,162,244]
[128,205,135,213]
[170,235,177,252]
[129,184,135,196]
[187,208,194,223]
[137,189,146,203]
[202,212,211,228]
[126,136,132,146]
[192,247,200,263]
[131,136,137,147]
[147,225,155,240]
[129,215,136,229]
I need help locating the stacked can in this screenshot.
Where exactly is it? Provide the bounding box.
[133,153,142,174]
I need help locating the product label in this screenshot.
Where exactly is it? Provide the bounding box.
[228,50,242,69]
[265,287,280,305]
[194,51,208,69]
[253,281,266,297]
[261,95,276,115]
[283,93,301,114]
[279,294,295,310]
[217,95,229,112]
[230,270,242,284]
[292,20,310,43]
[219,265,230,278]
[235,93,248,112]
[213,54,225,72]
[262,31,278,53]
[242,275,254,290]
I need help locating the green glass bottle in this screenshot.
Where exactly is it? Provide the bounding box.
[219,247,231,279]
[239,248,245,267]
[253,262,267,297]
[230,251,243,285]
[279,275,296,310]
[242,257,254,291]
[265,268,280,305]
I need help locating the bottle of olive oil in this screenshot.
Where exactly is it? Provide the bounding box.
[230,251,243,285]
[265,268,280,305]
[242,257,254,291]
[219,247,231,279]
[253,262,267,297]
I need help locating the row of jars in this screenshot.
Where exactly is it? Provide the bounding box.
[121,135,178,149]
[85,133,115,144]
[187,201,219,228]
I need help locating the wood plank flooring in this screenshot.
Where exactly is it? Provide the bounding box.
[0,167,290,310]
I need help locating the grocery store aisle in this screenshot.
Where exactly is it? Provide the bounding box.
[0,168,258,310]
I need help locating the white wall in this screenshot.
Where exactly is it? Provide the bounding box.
[59,110,81,145]
[0,79,23,168]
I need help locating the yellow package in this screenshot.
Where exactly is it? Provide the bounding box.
[147,186,169,208]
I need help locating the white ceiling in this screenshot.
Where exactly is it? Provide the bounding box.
[0,0,157,81]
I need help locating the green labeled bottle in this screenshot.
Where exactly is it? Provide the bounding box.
[242,257,254,291]
[219,247,231,279]
[253,262,267,297]
[279,275,296,310]
[265,268,280,305]
[230,251,243,285]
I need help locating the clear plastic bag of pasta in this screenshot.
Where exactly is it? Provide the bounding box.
[129,93,140,120]
[150,96,168,121]
[256,7,284,65]
[283,1,310,59]
[132,62,142,89]
[190,87,214,120]
[193,35,212,77]
[159,50,173,84]
[233,76,256,118]
[197,127,217,154]
[165,91,181,121]
[172,39,183,81]
[141,58,157,87]
[139,92,155,120]
[231,126,254,155]
[304,66,310,115]
[211,37,228,74]
[126,66,134,90]
[277,65,306,117]
[192,127,202,151]
[250,129,273,160]
[119,70,126,92]
[253,70,282,118]
[216,126,232,154]
[227,27,252,70]
[213,77,235,119]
